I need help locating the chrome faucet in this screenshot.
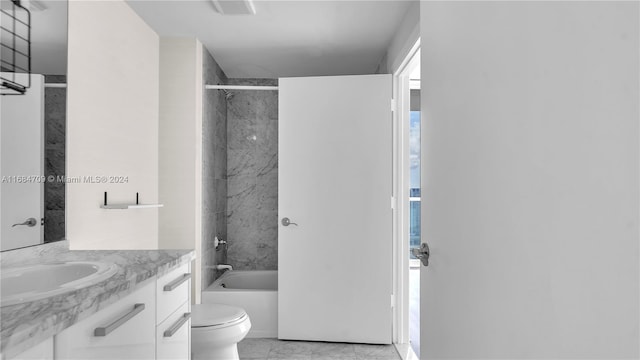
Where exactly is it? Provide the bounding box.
[215,236,227,251]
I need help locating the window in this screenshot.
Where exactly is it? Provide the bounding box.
[409,110,421,259]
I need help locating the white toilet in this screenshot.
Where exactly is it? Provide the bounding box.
[191,304,251,360]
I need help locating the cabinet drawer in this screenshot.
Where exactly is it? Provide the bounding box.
[156,302,190,360]
[156,263,190,324]
[55,281,156,360]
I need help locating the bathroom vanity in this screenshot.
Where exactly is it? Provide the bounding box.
[0,241,194,360]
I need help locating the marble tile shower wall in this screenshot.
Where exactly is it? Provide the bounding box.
[202,50,228,289]
[44,75,66,242]
[226,78,278,270]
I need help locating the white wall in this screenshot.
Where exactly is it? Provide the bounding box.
[421,2,639,359]
[67,0,159,249]
[159,38,203,303]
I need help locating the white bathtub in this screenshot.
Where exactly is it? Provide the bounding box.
[201,270,277,338]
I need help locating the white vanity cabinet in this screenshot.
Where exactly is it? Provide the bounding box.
[51,263,191,360]
[11,338,53,360]
[54,281,156,360]
[155,263,192,360]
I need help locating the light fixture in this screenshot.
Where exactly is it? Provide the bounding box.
[210,0,256,15]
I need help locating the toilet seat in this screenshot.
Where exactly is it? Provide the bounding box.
[191,304,248,329]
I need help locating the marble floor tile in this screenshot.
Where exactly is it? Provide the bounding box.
[237,339,400,360]
[309,342,356,359]
[238,338,274,359]
[268,340,315,358]
[353,344,400,359]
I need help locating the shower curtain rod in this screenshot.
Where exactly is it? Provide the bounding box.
[205,84,278,91]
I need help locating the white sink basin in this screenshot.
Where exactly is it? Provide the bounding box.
[1,261,118,306]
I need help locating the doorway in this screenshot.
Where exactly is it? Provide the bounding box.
[392,40,420,359]
[408,68,421,357]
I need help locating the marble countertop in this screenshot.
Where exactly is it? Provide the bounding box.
[0,241,195,359]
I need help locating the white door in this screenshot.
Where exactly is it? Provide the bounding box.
[1,74,44,250]
[278,74,392,344]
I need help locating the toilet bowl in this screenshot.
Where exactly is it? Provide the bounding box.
[191,303,251,360]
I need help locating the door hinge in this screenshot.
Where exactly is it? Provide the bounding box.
[391,294,395,308]
[391,98,397,112]
[391,196,396,210]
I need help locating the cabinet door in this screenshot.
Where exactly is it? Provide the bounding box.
[54,281,156,360]
[156,263,190,324]
[156,302,190,360]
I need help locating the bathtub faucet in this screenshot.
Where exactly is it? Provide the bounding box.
[215,264,233,271]
[214,236,227,251]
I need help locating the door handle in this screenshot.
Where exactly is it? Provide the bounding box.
[163,313,191,337]
[163,273,191,291]
[12,218,37,227]
[94,303,145,336]
[411,243,430,266]
[281,217,298,226]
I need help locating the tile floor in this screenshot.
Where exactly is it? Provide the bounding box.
[237,338,401,360]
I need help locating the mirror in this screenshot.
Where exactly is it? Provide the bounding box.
[1,0,68,251]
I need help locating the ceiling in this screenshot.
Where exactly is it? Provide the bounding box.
[25,0,413,78]
[127,0,414,78]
